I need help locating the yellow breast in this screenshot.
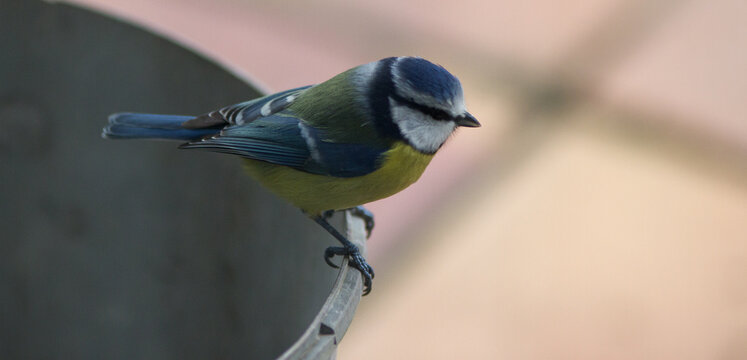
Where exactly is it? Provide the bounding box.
[241,141,434,215]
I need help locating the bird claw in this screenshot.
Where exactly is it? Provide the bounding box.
[348,206,375,238]
[324,246,342,268]
[324,244,375,295]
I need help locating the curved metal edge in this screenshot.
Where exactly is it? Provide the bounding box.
[277,211,366,360]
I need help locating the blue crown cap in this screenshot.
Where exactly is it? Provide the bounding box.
[397,57,462,102]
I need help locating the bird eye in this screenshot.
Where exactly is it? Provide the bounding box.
[392,93,453,121]
[426,107,452,121]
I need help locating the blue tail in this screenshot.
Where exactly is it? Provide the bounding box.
[102,113,221,140]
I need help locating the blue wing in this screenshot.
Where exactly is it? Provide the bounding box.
[295,121,387,177]
[180,112,387,177]
[177,84,387,177]
[179,115,310,168]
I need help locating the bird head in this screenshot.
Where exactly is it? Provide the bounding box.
[358,57,479,154]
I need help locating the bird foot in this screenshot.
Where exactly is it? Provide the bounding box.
[348,206,375,238]
[324,244,375,296]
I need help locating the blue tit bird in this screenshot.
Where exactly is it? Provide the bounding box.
[102,56,480,295]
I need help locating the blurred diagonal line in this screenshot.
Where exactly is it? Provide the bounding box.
[501,0,747,183]
[488,0,747,201]
[521,0,690,119]
[554,0,689,88]
[503,0,741,160]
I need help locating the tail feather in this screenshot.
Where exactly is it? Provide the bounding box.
[102,113,221,140]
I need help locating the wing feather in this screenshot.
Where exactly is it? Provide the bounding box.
[182,85,312,128]
[179,86,387,178]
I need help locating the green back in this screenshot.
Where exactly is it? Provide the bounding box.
[289,69,389,147]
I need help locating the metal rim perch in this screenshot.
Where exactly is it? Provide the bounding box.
[279,211,368,360]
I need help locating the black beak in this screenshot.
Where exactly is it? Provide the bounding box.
[455,112,480,127]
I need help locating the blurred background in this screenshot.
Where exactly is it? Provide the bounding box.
[30,0,747,358]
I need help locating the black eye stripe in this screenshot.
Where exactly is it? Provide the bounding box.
[390,92,452,121]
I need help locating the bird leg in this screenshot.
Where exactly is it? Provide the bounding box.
[312,215,375,295]
[320,206,375,238]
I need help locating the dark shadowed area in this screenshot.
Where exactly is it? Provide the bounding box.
[0,1,341,359]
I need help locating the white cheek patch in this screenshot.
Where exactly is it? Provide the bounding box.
[390,98,456,153]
